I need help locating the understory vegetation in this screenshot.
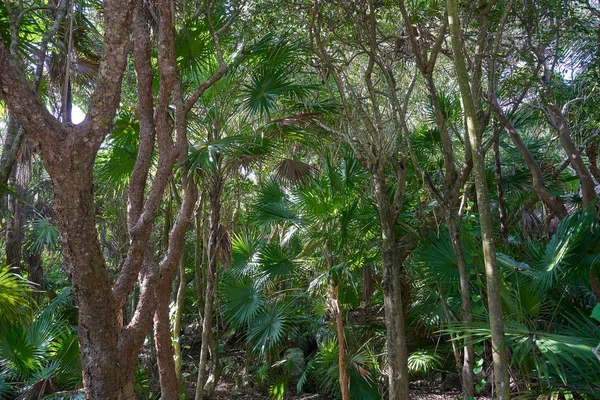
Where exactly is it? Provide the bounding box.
[1,0,600,399]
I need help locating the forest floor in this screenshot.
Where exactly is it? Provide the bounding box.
[209,379,480,399]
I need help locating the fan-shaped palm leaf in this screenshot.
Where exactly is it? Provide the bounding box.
[530,210,600,293]
[222,278,264,328]
[0,265,31,327]
[247,301,291,357]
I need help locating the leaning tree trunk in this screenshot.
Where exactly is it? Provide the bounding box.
[446,1,511,398]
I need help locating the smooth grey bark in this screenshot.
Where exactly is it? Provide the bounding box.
[446,1,512,399]
[396,3,475,395]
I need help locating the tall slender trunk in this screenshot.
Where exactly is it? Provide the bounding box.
[0,113,24,194]
[447,218,475,398]
[493,131,509,240]
[195,176,222,400]
[327,237,349,400]
[27,250,44,301]
[174,254,187,389]
[446,1,511,398]
[333,286,349,400]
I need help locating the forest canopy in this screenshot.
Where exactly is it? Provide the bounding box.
[1,0,600,399]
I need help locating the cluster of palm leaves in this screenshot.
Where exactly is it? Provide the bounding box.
[0,268,81,400]
[409,208,600,398]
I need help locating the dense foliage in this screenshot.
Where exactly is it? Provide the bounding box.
[1,0,600,399]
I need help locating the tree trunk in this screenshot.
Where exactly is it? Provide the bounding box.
[495,106,568,219]
[546,103,596,208]
[446,1,511,398]
[41,136,136,399]
[585,141,600,185]
[174,254,187,389]
[447,218,475,398]
[334,291,349,400]
[0,113,24,195]
[195,176,222,400]
[374,174,412,400]
[154,279,180,400]
[493,130,509,240]
[27,250,44,301]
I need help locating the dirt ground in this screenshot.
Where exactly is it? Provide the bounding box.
[208,380,487,399]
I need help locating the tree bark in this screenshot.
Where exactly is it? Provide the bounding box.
[546,103,596,208]
[446,1,512,398]
[585,141,600,185]
[0,114,24,195]
[333,286,349,400]
[174,255,187,389]
[154,279,180,400]
[195,176,223,400]
[493,104,568,219]
[447,218,475,398]
[374,174,414,400]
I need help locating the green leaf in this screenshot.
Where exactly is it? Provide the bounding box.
[591,304,600,322]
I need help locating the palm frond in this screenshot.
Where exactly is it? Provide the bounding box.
[530,210,600,293]
[222,278,264,328]
[247,301,291,357]
[0,265,31,327]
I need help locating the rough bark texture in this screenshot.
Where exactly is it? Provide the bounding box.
[585,142,600,185]
[0,0,222,396]
[333,289,350,400]
[374,174,415,400]
[195,176,223,400]
[154,280,180,400]
[174,255,187,388]
[446,1,512,399]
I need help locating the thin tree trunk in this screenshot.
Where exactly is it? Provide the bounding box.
[174,254,187,389]
[546,103,596,208]
[438,288,463,375]
[494,106,568,219]
[333,288,349,400]
[447,218,475,398]
[493,130,509,240]
[27,250,44,301]
[446,1,511,398]
[585,141,600,185]
[0,114,24,195]
[195,177,222,400]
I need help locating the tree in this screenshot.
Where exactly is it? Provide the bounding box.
[308,2,419,398]
[445,0,511,398]
[0,0,237,396]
